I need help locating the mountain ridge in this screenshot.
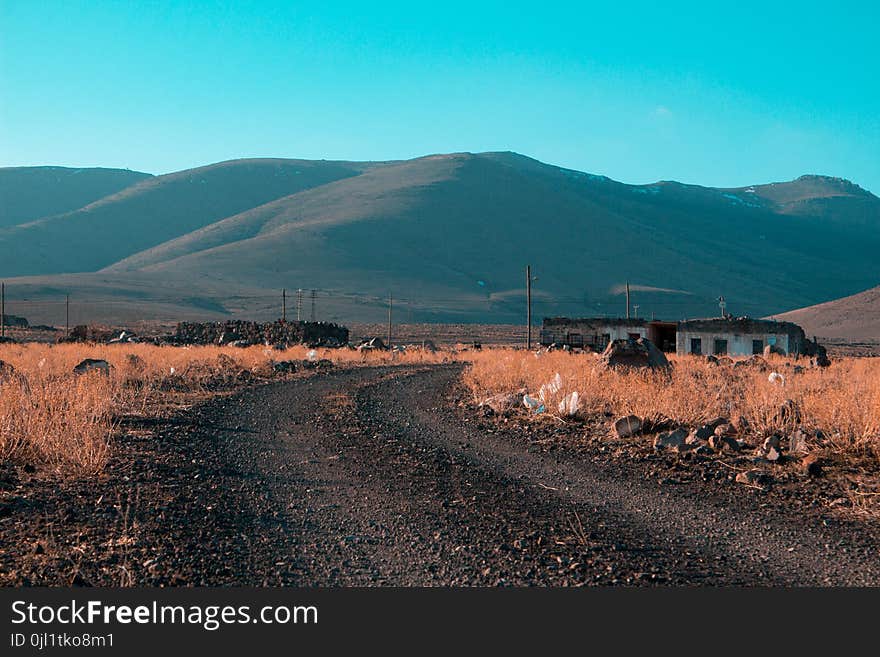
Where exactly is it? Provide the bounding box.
[1,151,878,328]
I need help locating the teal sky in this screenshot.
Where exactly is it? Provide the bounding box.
[2,1,878,193]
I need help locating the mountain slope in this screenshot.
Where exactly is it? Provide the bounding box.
[772,285,880,339]
[101,152,880,321]
[0,166,151,227]
[0,158,380,277]
[2,152,879,326]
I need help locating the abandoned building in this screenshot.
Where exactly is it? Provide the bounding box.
[541,316,811,357]
[540,317,678,352]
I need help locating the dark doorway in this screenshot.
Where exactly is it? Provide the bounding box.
[648,321,677,353]
[690,338,702,355]
[714,339,728,355]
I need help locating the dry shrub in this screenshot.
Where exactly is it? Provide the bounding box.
[463,349,880,463]
[0,341,460,474]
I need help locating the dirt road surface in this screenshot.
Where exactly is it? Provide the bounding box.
[3,364,878,586]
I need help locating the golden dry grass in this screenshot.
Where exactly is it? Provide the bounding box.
[0,342,457,474]
[463,349,880,463]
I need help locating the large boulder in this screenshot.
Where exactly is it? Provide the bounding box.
[600,337,670,371]
[73,359,111,376]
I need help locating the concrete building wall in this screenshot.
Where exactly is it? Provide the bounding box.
[541,319,646,347]
[676,330,790,357]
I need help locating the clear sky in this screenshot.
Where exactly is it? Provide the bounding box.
[2,1,878,193]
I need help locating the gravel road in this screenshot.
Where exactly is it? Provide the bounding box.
[3,364,878,586]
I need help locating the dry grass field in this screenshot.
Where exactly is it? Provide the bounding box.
[464,350,880,465]
[0,342,452,474]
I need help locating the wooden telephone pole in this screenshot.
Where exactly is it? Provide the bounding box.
[626,281,631,320]
[526,265,532,350]
[387,292,393,349]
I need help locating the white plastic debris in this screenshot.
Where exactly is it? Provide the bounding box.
[538,372,563,402]
[306,349,318,362]
[768,372,785,386]
[522,394,545,414]
[169,367,176,375]
[558,391,580,417]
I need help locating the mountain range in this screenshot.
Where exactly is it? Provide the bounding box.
[1,152,878,334]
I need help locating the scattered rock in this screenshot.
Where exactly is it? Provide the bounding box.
[599,337,670,371]
[613,415,643,438]
[694,417,729,440]
[801,453,823,477]
[686,430,707,445]
[765,446,782,462]
[480,393,518,416]
[709,434,739,452]
[734,355,769,371]
[173,320,349,348]
[272,360,300,374]
[73,359,111,376]
[714,423,734,437]
[762,434,781,451]
[653,428,688,450]
[301,358,333,370]
[788,429,808,455]
[736,470,771,487]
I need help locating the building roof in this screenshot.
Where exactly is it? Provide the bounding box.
[543,316,648,327]
[679,317,805,334]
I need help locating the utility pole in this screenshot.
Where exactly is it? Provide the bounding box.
[310,289,316,322]
[633,304,640,318]
[296,289,303,322]
[626,281,631,320]
[718,295,727,319]
[526,265,532,350]
[387,292,393,349]
[282,289,287,322]
[66,294,70,337]
[0,282,5,338]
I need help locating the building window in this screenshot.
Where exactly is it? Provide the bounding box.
[567,332,584,348]
[752,339,763,355]
[690,338,702,355]
[713,339,728,355]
